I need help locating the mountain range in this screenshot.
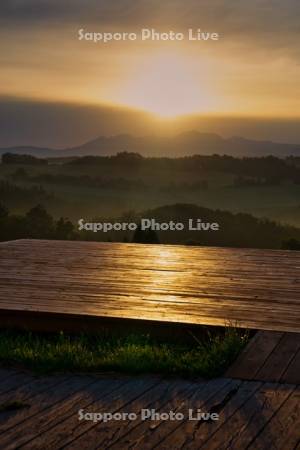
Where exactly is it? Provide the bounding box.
[1,131,300,158]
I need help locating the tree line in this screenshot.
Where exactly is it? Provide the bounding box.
[1,202,299,250]
[66,152,300,184]
[3,152,300,184]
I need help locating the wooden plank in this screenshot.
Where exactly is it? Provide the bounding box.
[0,374,66,404]
[281,348,300,384]
[0,374,69,433]
[32,377,195,450]
[0,368,298,450]
[6,377,158,450]
[249,387,300,450]
[0,375,102,446]
[0,372,35,396]
[0,304,297,329]
[0,239,299,332]
[157,381,261,450]
[255,333,300,383]
[62,378,223,450]
[107,379,243,450]
[226,331,284,379]
[202,382,293,449]
[92,379,217,450]
[0,369,26,385]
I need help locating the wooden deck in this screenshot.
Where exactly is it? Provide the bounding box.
[0,368,299,449]
[0,239,299,332]
[227,331,300,385]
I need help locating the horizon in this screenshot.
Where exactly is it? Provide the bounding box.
[2,127,300,152]
[2,98,300,149]
[1,0,300,148]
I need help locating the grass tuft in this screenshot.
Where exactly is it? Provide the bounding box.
[0,328,249,378]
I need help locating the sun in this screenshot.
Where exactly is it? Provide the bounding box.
[117,52,218,118]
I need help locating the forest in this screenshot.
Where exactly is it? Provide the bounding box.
[1,152,300,248]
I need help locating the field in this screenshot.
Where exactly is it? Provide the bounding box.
[1,154,300,228]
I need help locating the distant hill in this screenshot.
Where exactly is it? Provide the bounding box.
[78,203,300,249]
[138,203,300,249]
[1,131,300,158]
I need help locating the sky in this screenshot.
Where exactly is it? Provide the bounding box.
[1,0,300,147]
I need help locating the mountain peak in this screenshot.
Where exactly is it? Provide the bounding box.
[1,131,299,158]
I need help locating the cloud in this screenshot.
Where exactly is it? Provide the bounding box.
[1,0,299,59]
[0,0,298,27]
[1,0,299,32]
[0,0,299,129]
[0,0,162,26]
[1,97,300,148]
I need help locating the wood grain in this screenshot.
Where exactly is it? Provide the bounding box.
[0,368,298,450]
[0,239,299,332]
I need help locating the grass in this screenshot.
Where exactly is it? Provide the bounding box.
[0,328,249,378]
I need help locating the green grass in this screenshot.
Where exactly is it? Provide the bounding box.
[0,328,249,378]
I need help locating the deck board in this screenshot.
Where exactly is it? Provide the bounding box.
[226,331,300,384]
[0,239,299,332]
[0,369,299,449]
